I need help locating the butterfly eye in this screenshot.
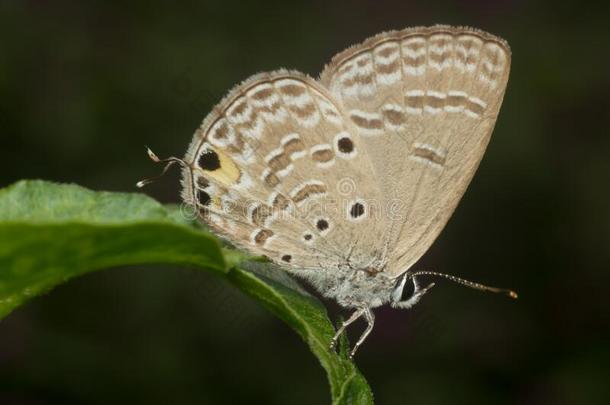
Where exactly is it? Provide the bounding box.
[281,255,292,263]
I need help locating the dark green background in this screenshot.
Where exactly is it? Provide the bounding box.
[1,1,609,404]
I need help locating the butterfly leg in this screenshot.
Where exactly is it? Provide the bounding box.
[329,307,365,351]
[349,306,375,358]
[391,276,435,310]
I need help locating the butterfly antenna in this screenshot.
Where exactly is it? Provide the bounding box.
[410,271,518,299]
[136,146,189,188]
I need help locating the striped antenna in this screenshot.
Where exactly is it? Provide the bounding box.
[136,147,189,188]
[410,271,518,299]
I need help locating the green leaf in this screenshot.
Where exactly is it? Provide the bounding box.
[0,180,372,404]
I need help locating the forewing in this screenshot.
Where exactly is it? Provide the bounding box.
[319,25,511,277]
[181,70,387,271]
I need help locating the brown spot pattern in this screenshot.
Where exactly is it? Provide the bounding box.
[376,60,400,74]
[231,99,248,116]
[196,176,210,189]
[253,229,274,246]
[264,136,306,184]
[251,87,274,100]
[264,173,280,187]
[341,74,374,90]
[356,56,371,67]
[283,138,305,155]
[466,100,485,115]
[213,121,230,140]
[403,55,426,67]
[279,83,306,97]
[311,148,334,163]
[268,153,291,172]
[429,51,452,65]
[413,146,446,166]
[289,103,317,120]
[292,183,327,205]
[429,37,452,65]
[405,95,424,109]
[272,194,290,211]
[426,94,445,109]
[447,93,468,108]
[350,112,383,130]
[377,44,398,58]
[382,108,404,126]
[250,204,273,227]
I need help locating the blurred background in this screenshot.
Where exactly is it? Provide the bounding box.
[1,0,609,404]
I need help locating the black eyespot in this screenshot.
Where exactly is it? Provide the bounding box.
[281,255,292,263]
[304,234,313,241]
[350,202,365,218]
[337,137,354,154]
[198,150,221,171]
[197,190,211,206]
[316,219,329,231]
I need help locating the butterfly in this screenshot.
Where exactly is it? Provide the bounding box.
[139,25,516,358]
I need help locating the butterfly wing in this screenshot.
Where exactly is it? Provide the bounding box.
[319,25,511,277]
[181,70,388,271]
